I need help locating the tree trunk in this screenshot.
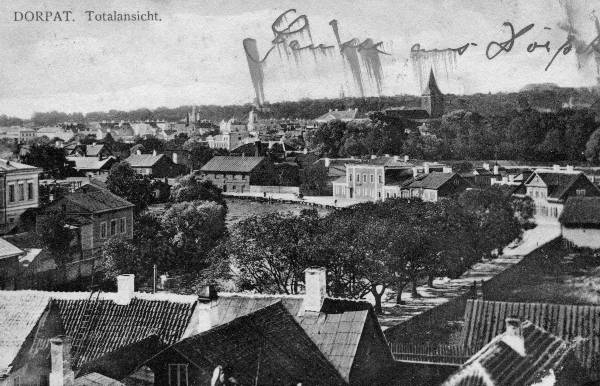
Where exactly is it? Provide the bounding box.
[395,281,406,304]
[411,279,421,298]
[371,287,383,314]
[427,274,435,288]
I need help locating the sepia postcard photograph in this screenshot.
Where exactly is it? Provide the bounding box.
[2,0,600,384]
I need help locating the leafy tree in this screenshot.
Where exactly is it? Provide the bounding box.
[160,200,227,272]
[170,175,225,207]
[300,163,329,195]
[106,162,153,213]
[99,237,140,282]
[273,163,300,186]
[21,144,75,179]
[585,128,600,164]
[37,210,75,268]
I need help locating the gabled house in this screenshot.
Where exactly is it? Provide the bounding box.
[37,188,135,260]
[444,318,585,386]
[559,196,600,249]
[0,276,202,386]
[66,156,117,177]
[402,172,469,202]
[460,299,600,381]
[517,166,600,220]
[0,237,25,289]
[315,108,359,124]
[145,302,346,385]
[124,152,184,178]
[199,156,274,193]
[83,144,112,160]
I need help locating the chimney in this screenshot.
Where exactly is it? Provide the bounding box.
[303,148,308,155]
[49,336,74,386]
[152,149,157,156]
[424,163,430,174]
[384,154,390,158]
[324,158,331,168]
[172,152,178,164]
[413,167,418,177]
[195,285,219,333]
[502,318,525,356]
[115,274,135,305]
[304,267,327,313]
[493,165,499,175]
[443,166,453,173]
[393,155,399,162]
[553,164,560,171]
[566,165,574,172]
[136,149,142,155]
[371,154,377,160]
[482,162,490,171]
[404,155,409,162]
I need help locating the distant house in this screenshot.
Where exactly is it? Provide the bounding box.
[84,144,112,159]
[199,156,273,193]
[0,159,42,234]
[36,126,74,142]
[515,166,600,220]
[206,132,255,151]
[0,237,25,289]
[0,126,36,143]
[559,196,600,249]
[67,156,117,177]
[460,299,600,381]
[443,318,585,386]
[124,151,184,178]
[315,108,359,124]
[401,172,469,202]
[38,188,135,260]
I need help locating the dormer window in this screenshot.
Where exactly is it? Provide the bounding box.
[576,189,586,196]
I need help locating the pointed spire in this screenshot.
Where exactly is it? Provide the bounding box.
[423,68,441,95]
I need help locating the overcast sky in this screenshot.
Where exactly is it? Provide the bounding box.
[1,0,600,118]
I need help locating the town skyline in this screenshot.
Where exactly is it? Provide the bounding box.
[3,0,600,118]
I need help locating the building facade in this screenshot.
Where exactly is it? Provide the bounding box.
[199,156,273,193]
[0,160,41,234]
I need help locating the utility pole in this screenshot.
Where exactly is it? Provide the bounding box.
[153,264,157,293]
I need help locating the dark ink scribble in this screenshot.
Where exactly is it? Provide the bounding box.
[486,22,535,60]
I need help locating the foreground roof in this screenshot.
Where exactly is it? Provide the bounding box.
[0,238,24,260]
[559,197,600,226]
[67,156,115,171]
[200,156,266,173]
[154,302,345,385]
[461,299,600,379]
[444,320,576,386]
[0,159,40,173]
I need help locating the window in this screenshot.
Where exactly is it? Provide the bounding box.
[576,189,586,196]
[120,218,126,233]
[18,183,24,201]
[168,364,188,386]
[349,174,352,182]
[378,175,383,183]
[8,217,14,224]
[110,220,117,236]
[101,222,107,238]
[8,185,14,203]
[27,182,34,200]
[370,174,374,183]
[363,174,367,182]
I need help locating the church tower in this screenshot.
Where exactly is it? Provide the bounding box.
[421,69,444,118]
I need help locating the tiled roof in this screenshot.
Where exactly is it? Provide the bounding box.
[0,291,50,376]
[559,197,600,226]
[332,176,347,184]
[200,156,266,173]
[67,156,115,171]
[156,302,345,385]
[526,170,598,200]
[406,172,458,190]
[444,320,576,386]
[85,145,105,157]
[74,372,124,386]
[0,238,24,260]
[124,154,165,168]
[51,189,134,214]
[461,299,600,379]
[50,291,197,368]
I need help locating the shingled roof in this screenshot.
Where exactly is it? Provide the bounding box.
[525,170,599,200]
[444,320,580,386]
[0,238,24,260]
[149,302,345,385]
[200,156,266,173]
[460,299,600,379]
[49,189,134,214]
[405,172,460,190]
[67,156,116,171]
[124,154,165,168]
[559,197,600,227]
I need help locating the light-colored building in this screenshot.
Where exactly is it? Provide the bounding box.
[206,132,256,151]
[314,108,358,124]
[560,196,600,249]
[0,126,36,143]
[36,126,74,142]
[0,159,41,234]
[514,165,600,221]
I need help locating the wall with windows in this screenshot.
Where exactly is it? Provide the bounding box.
[1,169,40,234]
[92,208,134,255]
[345,165,385,200]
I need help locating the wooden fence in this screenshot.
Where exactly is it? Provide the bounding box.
[389,342,476,365]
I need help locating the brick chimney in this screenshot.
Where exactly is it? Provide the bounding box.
[152,149,157,156]
[404,155,409,162]
[195,285,219,333]
[493,165,499,175]
[324,158,331,168]
[502,318,525,356]
[553,164,560,171]
[49,336,74,386]
[115,274,135,305]
[304,268,327,313]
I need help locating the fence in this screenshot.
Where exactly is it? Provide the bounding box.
[248,185,300,194]
[389,342,476,365]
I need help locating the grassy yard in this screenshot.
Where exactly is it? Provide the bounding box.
[484,241,600,305]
